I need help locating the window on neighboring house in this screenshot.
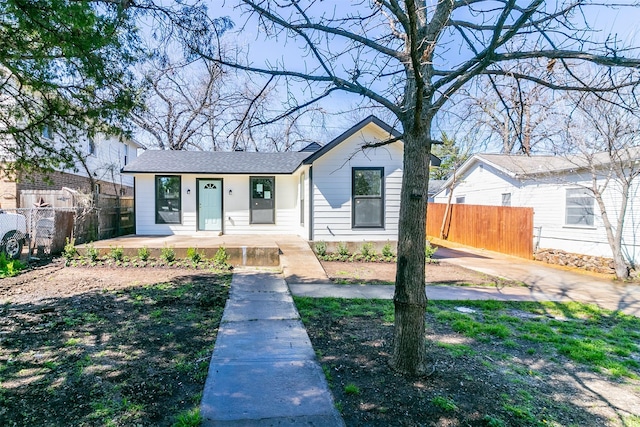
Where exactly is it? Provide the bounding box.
[94,183,101,194]
[566,188,594,226]
[88,138,96,156]
[123,144,129,165]
[456,196,466,204]
[155,175,181,224]
[352,167,384,228]
[501,193,511,206]
[42,126,52,139]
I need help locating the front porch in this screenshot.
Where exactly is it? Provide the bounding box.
[76,233,303,267]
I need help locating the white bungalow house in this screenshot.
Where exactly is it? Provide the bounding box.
[432,153,640,266]
[122,116,440,242]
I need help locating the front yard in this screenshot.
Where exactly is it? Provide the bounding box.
[0,261,230,426]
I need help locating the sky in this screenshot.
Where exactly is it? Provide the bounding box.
[138,1,640,151]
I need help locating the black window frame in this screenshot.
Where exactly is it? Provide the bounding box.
[352,167,384,229]
[155,175,182,224]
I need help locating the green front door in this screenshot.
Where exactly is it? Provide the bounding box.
[198,179,222,231]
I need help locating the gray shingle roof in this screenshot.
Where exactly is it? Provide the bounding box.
[122,150,311,174]
[476,153,576,176]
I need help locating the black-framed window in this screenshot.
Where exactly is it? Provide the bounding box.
[155,175,182,224]
[352,167,384,228]
[566,188,594,226]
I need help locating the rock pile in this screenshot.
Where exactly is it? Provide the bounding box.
[534,248,616,274]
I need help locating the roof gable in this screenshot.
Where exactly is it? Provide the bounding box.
[303,115,399,164]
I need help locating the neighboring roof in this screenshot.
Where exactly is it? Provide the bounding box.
[475,153,574,177]
[122,150,310,174]
[436,148,640,192]
[428,179,446,195]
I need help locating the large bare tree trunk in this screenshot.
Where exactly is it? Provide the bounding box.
[391,128,430,375]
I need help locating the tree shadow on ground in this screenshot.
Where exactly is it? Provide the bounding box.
[0,272,231,426]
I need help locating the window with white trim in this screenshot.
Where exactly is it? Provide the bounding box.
[566,188,594,226]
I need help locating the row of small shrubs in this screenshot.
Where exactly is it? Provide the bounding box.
[314,241,437,262]
[63,238,231,270]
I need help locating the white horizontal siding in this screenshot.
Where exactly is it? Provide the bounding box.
[134,173,306,237]
[311,124,403,242]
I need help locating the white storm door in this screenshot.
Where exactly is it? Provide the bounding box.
[198,179,223,231]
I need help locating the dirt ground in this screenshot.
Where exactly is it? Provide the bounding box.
[3,259,638,427]
[0,260,230,426]
[321,259,522,287]
[303,303,640,427]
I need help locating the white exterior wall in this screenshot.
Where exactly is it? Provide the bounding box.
[311,126,403,242]
[63,134,139,188]
[134,172,308,237]
[433,161,640,265]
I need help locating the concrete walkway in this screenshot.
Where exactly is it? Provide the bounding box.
[289,243,640,317]
[200,269,344,426]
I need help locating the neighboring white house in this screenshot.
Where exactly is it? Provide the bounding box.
[0,130,143,208]
[122,115,440,242]
[433,153,640,266]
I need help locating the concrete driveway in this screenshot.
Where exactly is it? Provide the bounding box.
[432,245,640,316]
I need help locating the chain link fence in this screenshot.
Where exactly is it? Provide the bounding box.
[0,205,131,260]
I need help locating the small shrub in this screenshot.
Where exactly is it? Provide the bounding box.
[161,245,176,263]
[63,238,78,261]
[344,383,360,395]
[86,243,99,262]
[0,253,25,278]
[314,241,327,256]
[431,395,458,412]
[213,247,230,269]
[381,243,394,257]
[425,241,438,259]
[173,407,202,427]
[337,242,350,256]
[109,246,124,262]
[138,246,150,261]
[186,247,203,263]
[360,242,375,258]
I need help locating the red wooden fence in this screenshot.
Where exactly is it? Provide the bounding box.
[426,203,534,259]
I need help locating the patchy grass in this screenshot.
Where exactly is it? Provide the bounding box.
[0,271,231,426]
[295,297,640,426]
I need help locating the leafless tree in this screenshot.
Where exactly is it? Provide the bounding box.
[193,1,640,375]
[560,91,640,280]
[456,65,564,154]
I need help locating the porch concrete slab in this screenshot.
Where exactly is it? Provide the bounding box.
[221,299,301,322]
[76,234,309,267]
[202,360,343,426]
[211,319,315,361]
